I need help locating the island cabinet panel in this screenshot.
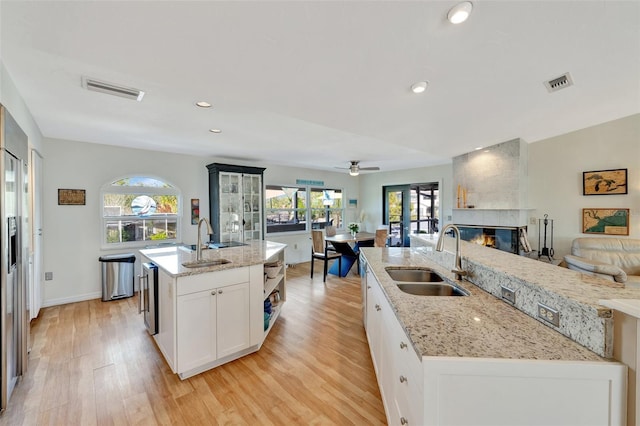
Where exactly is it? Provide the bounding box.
[155,269,176,372]
[422,358,627,426]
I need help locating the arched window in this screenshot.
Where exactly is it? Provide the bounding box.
[102,176,181,246]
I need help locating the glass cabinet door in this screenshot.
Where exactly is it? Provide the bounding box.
[219,172,243,243]
[242,174,262,241]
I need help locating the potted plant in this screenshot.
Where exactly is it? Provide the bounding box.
[348,223,359,237]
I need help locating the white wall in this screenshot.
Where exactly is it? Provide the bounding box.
[528,113,639,255]
[41,138,358,305]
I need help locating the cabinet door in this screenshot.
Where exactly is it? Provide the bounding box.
[219,172,243,243]
[242,174,262,241]
[176,289,217,373]
[217,282,251,358]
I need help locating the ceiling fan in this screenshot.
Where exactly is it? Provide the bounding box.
[336,161,380,176]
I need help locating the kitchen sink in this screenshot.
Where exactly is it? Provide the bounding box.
[385,267,444,283]
[396,283,469,297]
[182,259,232,268]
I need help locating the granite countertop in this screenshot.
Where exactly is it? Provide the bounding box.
[412,233,640,313]
[139,240,286,277]
[361,247,608,362]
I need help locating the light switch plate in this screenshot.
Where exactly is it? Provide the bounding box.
[45,272,53,280]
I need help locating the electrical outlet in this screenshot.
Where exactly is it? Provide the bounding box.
[45,272,53,281]
[537,302,560,327]
[529,217,537,225]
[501,286,516,304]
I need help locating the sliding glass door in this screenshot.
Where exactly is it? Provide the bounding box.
[384,185,410,247]
[384,183,439,247]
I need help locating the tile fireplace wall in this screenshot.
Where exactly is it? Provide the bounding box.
[452,138,531,227]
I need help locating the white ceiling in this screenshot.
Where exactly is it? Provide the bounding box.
[1,1,639,173]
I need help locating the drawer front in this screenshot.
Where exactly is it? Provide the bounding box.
[177,267,249,295]
[388,312,424,424]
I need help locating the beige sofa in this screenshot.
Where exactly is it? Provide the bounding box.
[564,238,640,286]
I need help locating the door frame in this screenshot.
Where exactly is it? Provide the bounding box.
[383,184,411,247]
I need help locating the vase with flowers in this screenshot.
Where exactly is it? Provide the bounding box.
[348,223,359,237]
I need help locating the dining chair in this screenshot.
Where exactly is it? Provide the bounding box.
[325,225,337,236]
[311,230,342,282]
[375,229,388,247]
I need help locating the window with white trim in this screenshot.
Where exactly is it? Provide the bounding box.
[265,185,343,233]
[102,176,181,246]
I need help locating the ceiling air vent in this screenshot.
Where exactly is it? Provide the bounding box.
[544,72,573,93]
[82,77,145,101]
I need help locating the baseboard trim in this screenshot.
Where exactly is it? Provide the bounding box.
[42,291,103,308]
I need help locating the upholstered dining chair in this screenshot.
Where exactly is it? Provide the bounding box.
[375,229,388,247]
[311,230,342,282]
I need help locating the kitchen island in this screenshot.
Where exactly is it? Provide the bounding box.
[360,245,628,425]
[139,240,286,379]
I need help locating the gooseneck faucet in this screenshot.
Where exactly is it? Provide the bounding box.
[436,224,467,280]
[196,217,214,262]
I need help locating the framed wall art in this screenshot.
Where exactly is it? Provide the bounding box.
[582,208,629,235]
[583,168,627,195]
[58,189,86,205]
[191,198,200,225]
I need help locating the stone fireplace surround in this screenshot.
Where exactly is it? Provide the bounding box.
[452,139,531,228]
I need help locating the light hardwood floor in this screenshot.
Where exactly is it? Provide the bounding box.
[0,263,386,425]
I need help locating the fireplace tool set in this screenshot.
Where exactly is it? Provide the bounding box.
[538,214,555,261]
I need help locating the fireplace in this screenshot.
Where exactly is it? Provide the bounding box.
[455,225,527,255]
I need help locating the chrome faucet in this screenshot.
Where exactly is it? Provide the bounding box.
[436,224,467,280]
[196,217,214,262]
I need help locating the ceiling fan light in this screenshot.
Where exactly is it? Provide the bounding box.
[349,166,359,176]
[448,1,473,24]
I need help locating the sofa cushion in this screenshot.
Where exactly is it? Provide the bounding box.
[571,238,640,276]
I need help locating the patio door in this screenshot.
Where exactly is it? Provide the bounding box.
[384,185,410,247]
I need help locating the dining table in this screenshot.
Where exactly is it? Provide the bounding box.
[324,231,376,277]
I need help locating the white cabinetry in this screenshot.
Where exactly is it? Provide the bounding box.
[366,270,422,425]
[365,273,627,426]
[176,281,250,373]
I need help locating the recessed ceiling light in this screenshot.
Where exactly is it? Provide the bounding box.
[411,81,428,94]
[196,101,212,108]
[448,1,473,24]
[209,128,222,133]
[475,146,483,150]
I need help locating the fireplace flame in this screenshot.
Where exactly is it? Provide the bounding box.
[470,234,495,248]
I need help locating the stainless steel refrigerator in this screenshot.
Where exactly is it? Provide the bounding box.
[0,104,29,412]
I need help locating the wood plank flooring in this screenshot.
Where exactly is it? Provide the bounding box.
[0,263,386,425]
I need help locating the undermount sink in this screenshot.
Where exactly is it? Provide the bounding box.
[182,259,232,268]
[396,283,469,297]
[385,267,444,283]
[385,267,468,296]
